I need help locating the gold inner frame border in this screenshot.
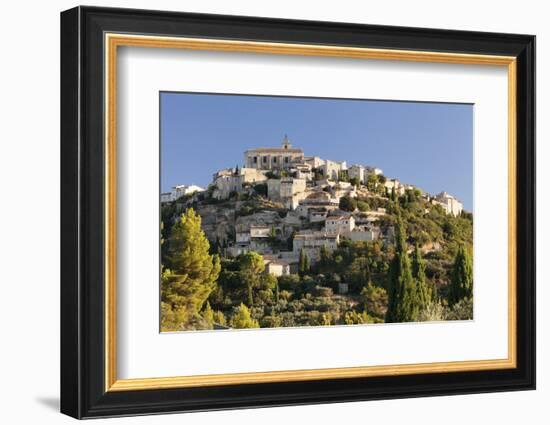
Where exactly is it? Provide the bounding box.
[104,33,517,392]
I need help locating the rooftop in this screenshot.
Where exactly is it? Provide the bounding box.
[245,147,303,154]
[326,215,353,221]
[294,231,339,240]
[245,135,304,154]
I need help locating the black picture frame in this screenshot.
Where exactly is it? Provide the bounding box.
[60,5,536,419]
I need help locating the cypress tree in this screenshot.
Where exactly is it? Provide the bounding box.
[385,212,417,323]
[449,244,473,305]
[274,280,280,303]
[319,244,330,271]
[411,244,431,312]
[299,248,309,275]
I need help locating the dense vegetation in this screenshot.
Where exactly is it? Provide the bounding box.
[160,185,473,332]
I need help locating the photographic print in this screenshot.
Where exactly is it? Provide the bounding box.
[160,92,473,332]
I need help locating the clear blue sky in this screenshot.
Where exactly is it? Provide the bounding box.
[161,92,473,211]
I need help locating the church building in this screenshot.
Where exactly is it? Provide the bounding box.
[244,135,304,170]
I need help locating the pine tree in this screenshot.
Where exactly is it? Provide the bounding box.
[212,310,226,326]
[201,301,214,329]
[385,211,418,323]
[411,245,431,313]
[230,303,260,329]
[449,244,473,306]
[161,208,221,332]
[237,251,265,306]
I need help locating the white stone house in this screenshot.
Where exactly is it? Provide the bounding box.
[303,156,326,170]
[161,184,205,202]
[431,192,464,216]
[263,256,293,276]
[322,159,347,180]
[325,215,356,235]
[293,163,313,180]
[172,184,204,199]
[348,164,366,184]
[384,179,405,196]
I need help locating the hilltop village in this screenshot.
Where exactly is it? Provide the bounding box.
[160,136,472,331]
[162,136,463,276]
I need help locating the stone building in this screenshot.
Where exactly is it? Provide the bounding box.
[348,164,366,184]
[322,159,347,180]
[228,224,273,256]
[244,136,304,170]
[308,207,329,223]
[384,179,406,196]
[295,191,340,219]
[263,255,294,276]
[303,156,326,170]
[212,167,267,200]
[292,231,340,264]
[325,215,356,235]
[161,184,205,203]
[431,192,464,216]
[349,225,382,242]
[293,163,313,180]
[267,177,307,209]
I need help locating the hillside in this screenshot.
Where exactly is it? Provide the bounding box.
[160,178,473,331]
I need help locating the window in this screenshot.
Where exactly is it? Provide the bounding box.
[273,157,277,163]
[253,156,257,163]
[285,157,289,163]
[263,156,267,163]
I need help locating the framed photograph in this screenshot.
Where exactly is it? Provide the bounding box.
[60,6,535,419]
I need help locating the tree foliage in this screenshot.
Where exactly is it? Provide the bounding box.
[449,244,473,305]
[230,303,260,329]
[385,211,420,323]
[411,245,431,311]
[360,282,388,318]
[161,208,221,331]
[299,248,310,275]
[357,200,369,212]
[339,196,357,212]
[160,167,474,331]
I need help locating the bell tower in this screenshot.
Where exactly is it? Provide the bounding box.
[281,134,292,150]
